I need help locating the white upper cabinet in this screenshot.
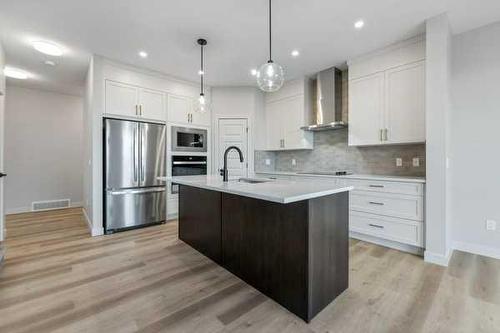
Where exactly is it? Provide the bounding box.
[385,61,425,144]
[348,73,385,146]
[105,80,139,118]
[348,37,426,146]
[262,79,313,151]
[138,88,165,121]
[167,94,211,127]
[105,80,166,121]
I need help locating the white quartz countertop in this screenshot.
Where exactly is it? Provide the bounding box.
[255,171,426,184]
[168,175,353,204]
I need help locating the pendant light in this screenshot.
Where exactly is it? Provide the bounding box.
[256,0,284,92]
[194,38,210,113]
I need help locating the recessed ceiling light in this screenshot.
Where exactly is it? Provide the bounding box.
[139,51,148,58]
[44,60,57,66]
[33,41,63,56]
[291,50,300,57]
[354,20,365,30]
[4,67,30,80]
[250,69,258,76]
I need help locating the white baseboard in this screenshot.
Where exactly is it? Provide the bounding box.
[350,231,424,256]
[453,241,500,260]
[82,208,104,237]
[424,248,453,266]
[6,202,83,215]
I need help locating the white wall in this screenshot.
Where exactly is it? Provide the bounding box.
[424,14,453,266]
[4,86,84,213]
[450,21,500,258]
[211,87,265,175]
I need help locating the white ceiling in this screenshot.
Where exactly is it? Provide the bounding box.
[1,0,500,96]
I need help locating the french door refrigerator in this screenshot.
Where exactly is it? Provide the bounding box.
[104,118,166,233]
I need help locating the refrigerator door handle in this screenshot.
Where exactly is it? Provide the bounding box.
[141,124,145,183]
[133,125,139,183]
[108,188,166,195]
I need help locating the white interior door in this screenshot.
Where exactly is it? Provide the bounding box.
[0,84,4,244]
[218,118,248,180]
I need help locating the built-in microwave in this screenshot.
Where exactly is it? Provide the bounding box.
[171,126,207,152]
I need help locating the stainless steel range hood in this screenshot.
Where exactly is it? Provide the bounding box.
[301,67,346,131]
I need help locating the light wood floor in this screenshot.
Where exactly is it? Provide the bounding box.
[0,208,499,333]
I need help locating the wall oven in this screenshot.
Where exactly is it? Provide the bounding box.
[170,155,207,194]
[171,126,207,152]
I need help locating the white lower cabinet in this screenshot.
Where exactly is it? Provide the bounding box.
[255,172,425,250]
[347,178,425,249]
[350,211,423,247]
[167,194,179,219]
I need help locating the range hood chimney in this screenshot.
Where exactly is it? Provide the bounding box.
[301,67,346,131]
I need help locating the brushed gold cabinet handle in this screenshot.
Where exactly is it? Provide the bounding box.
[379,129,383,141]
[384,128,388,141]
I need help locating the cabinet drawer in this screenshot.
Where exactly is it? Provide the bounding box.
[348,179,423,196]
[350,211,423,247]
[350,191,423,221]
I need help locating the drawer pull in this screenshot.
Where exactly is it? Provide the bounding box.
[369,223,384,229]
[369,201,385,206]
[369,184,384,188]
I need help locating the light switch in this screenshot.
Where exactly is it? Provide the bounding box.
[396,158,403,167]
[265,159,271,166]
[486,220,497,231]
[412,158,420,167]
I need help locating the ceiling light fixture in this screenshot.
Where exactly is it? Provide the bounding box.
[256,0,284,92]
[194,38,210,113]
[291,50,300,57]
[250,69,258,76]
[354,20,365,30]
[44,60,57,66]
[139,51,148,58]
[33,41,63,56]
[4,67,29,80]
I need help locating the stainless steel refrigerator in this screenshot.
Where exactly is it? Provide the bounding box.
[104,118,166,233]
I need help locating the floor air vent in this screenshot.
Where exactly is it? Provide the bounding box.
[32,199,71,211]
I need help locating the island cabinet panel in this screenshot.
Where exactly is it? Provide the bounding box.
[177,184,349,322]
[221,193,309,320]
[307,192,349,320]
[178,185,222,264]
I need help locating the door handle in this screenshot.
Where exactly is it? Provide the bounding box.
[0,172,6,178]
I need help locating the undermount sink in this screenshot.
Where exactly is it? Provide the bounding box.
[237,177,271,184]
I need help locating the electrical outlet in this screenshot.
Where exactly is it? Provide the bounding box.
[265,159,271,166]
[412,158,420,167]
[292,159,297,166]
[396,158,403,167]
[486,220,497,231]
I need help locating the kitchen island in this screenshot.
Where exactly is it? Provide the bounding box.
[172,175,353,322]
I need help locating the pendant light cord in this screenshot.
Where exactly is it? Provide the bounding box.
[269,0,272,62]
[200,44,204,95]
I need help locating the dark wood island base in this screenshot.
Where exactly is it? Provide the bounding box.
[178,184,349,322]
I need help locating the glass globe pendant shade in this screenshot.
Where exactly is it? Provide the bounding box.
[257,61,284,92]
[193,93,210,113]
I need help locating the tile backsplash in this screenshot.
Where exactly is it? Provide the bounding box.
[255,129,425,177]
